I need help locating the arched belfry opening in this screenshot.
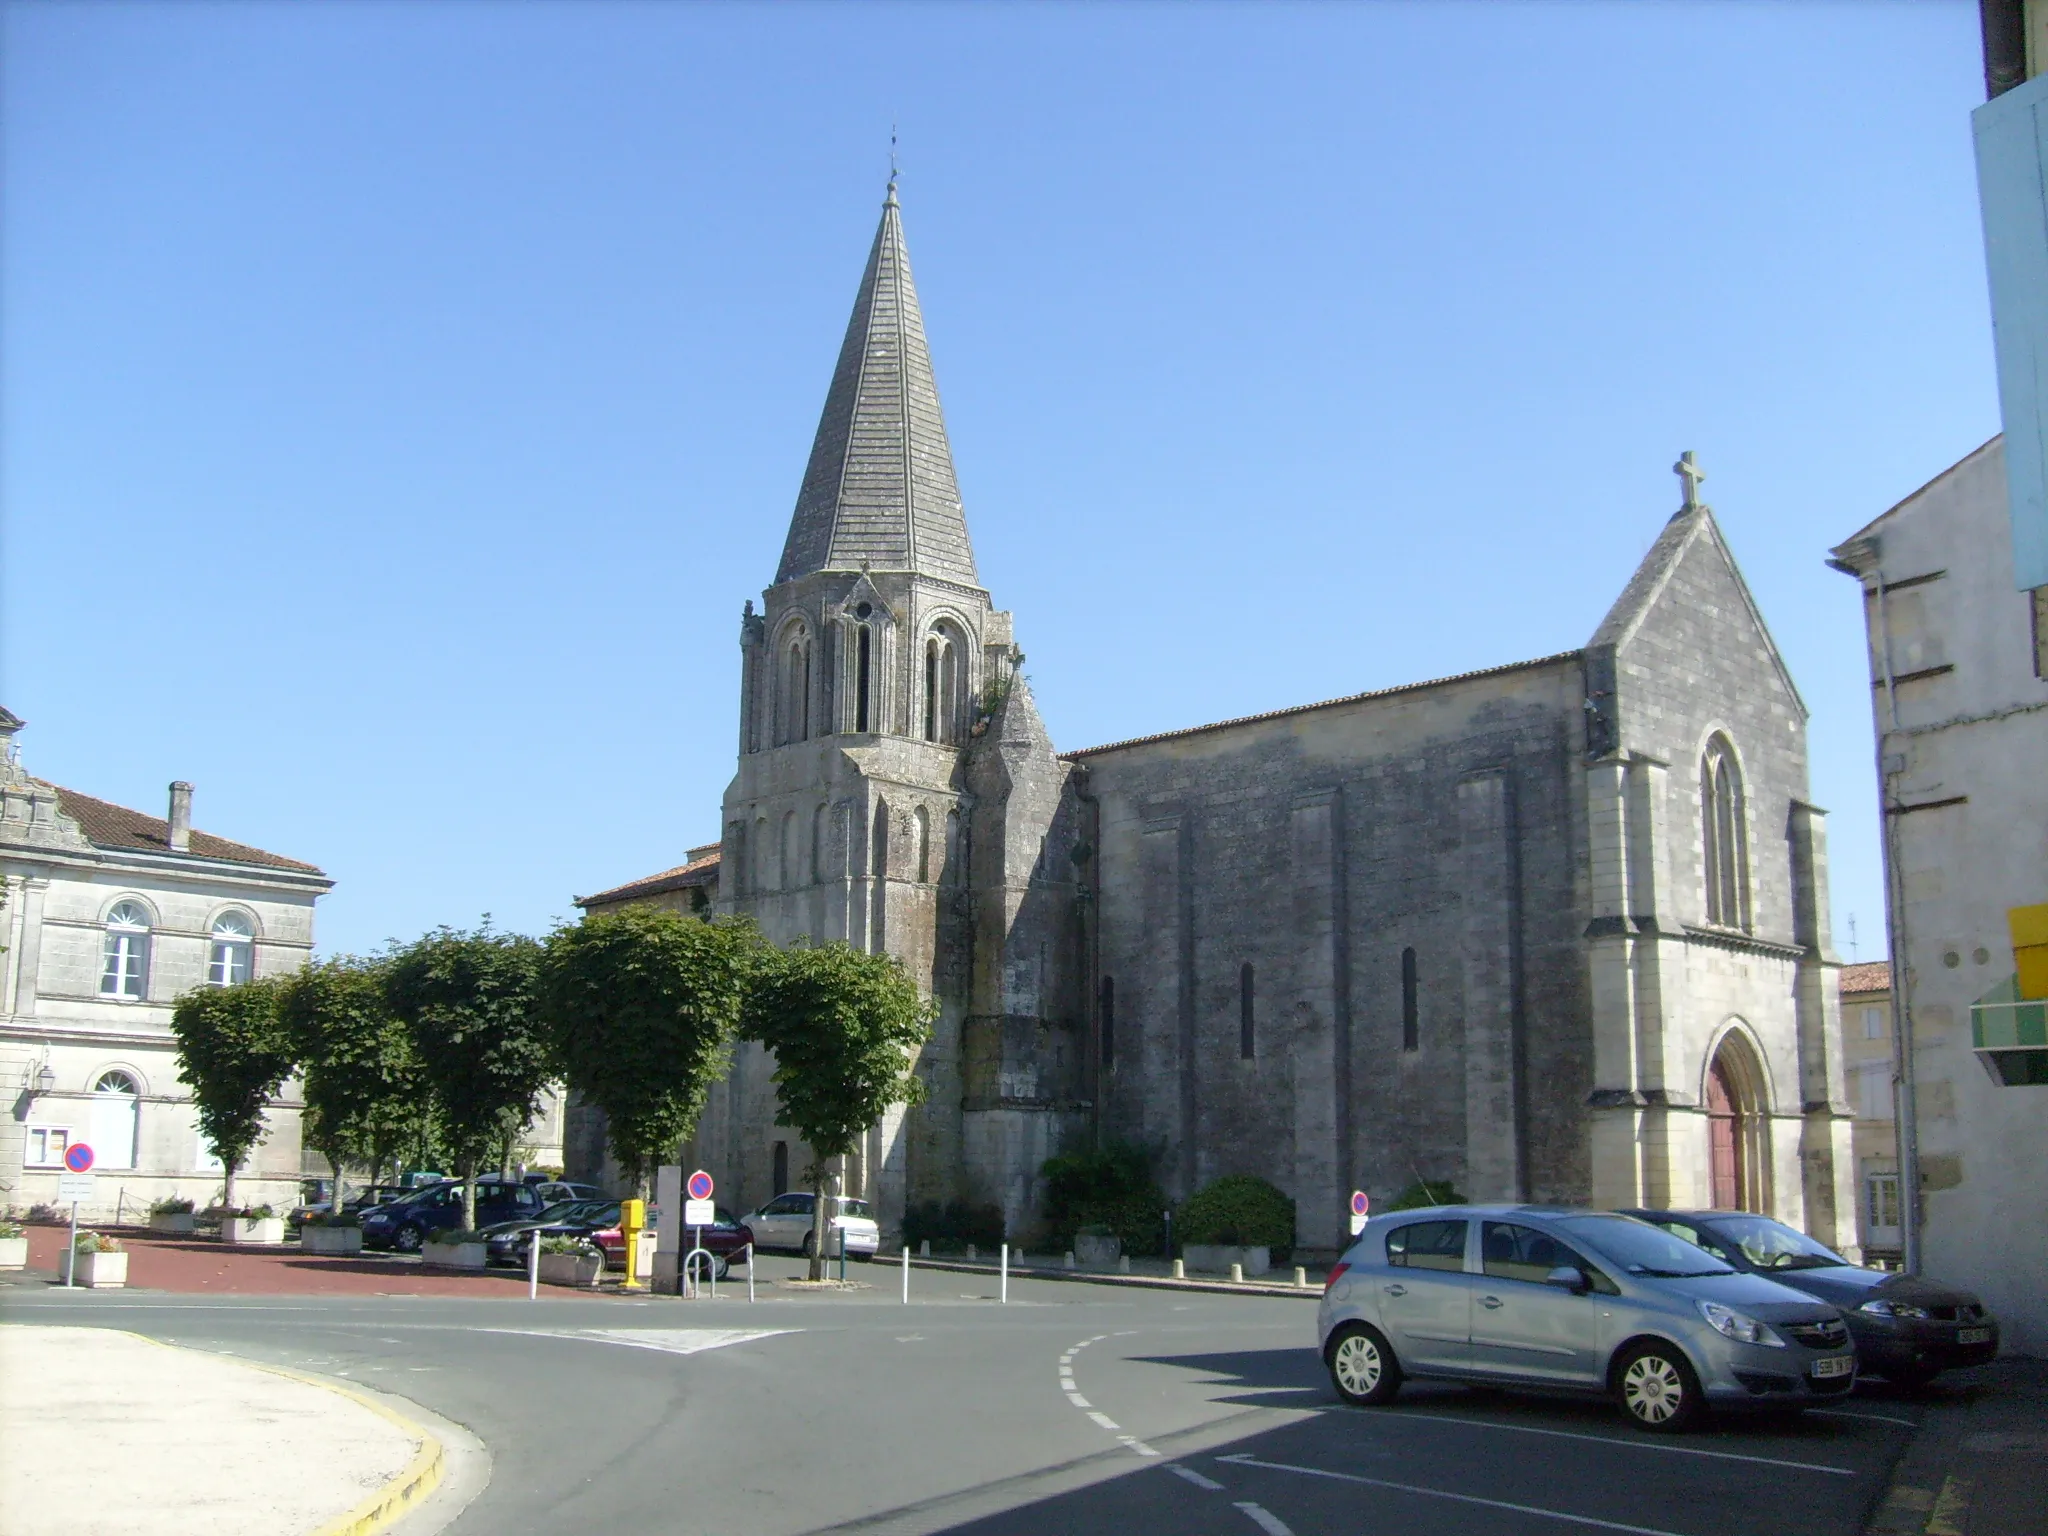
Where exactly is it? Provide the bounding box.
[1704,1029,1770,1212]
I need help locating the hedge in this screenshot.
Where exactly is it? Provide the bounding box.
[1177,1175,1295,1259]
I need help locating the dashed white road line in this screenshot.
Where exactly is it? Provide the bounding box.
[1087,1410,1122,1431]
[1234,1502,1296,1536]
[1168,1465,1226,1491]
[1358,1407,1856,1476]
[1810,1407,1919,1429]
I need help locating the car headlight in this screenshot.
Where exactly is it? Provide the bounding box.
[1698,1300,1787,1347]
[1859,1298,1931,1320]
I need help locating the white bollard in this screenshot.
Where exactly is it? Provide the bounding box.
[967,1242,977,1261]
[529,1229,540,1300]
[1064,1250,1075,1269]
[1118,1255,1131,1274]
[1171,1258,1185,1280]
[1000,1242,1009,1305]
[747,1243,756,1304]
[902,1243,910,1304]
[1295,1266,1309,1288]
[920,1239,931,1257]
[1230,1262,1244,1284]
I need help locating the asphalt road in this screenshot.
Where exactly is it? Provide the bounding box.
[0,1256,1929,1536]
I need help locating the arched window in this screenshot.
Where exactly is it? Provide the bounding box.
[1100,976,1116,1068]
[1401,947,1419,1052]
[855,624,873,733]
[925,638,941,741]
[1239,963,1256,1059]
[1701,735,1750,929]
[914,805,932,883]
[781,810,800,888]
[209,911,255,987]
[943,808,962,884]
[870,799,890,953]
[755,816,772,891]
[99,901,152,1000]
[923,625,968,743]
[780,632,812,744]
[91,1070,140,1170]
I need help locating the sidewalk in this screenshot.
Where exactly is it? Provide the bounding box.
[904,1250,1328,1299]
[1867,1358,2048,1536]
[0,1325,440,1536]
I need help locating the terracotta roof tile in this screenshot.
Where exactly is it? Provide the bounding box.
[45,783,325,874]
[1838,961,1892,997]
[577,849,722,908]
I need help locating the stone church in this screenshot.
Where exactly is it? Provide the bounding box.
[591,183,1859,1255]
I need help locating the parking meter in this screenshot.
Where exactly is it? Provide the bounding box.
[620,1198,646,1291]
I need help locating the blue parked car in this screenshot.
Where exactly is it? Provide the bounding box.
[360,1178,543,1252]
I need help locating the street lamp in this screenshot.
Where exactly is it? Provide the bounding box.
[33,1065,54,1097]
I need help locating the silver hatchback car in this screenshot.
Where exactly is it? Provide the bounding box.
[1317,1205,1859,1432]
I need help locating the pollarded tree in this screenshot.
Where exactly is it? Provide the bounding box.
[279,956,429,1211]
[540,907,760,1193]
[170,977,294,1213]
[383,924,550,1230]
[744,941,935,1279]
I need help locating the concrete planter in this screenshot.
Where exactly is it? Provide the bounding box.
[71,1250,129,1289]
[0,1236,27,1270]
[539,1251,604,1288]
[148,1213,197,1236]
[1074,1232,1121,1267]
[421,1240,487,1270]
[301,1225,363,1256]
[225,1218,285,1246]
[1182,1244,1270,1277]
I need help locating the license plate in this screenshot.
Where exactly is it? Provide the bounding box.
[1810,1356,1854,1379]
[1957,1327,1992,1345]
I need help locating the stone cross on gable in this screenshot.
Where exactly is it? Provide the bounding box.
[1674,451,1707,512]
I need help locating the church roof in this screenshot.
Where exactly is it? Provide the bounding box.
[775,186,979,588]
[576,845,722,909]
[42,782,325,873]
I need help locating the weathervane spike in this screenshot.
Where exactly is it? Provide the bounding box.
[889,122,899,195]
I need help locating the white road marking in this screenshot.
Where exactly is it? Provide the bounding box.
[1066,1392,1092,1408]
[1810,1407,1919,1429]
[1218,1455,1689,1536]
[1088,1411,1122,1431]
[476,1327,795,1356]
[1234,1502,1295,1536]
[1168,1464,1226,1490]
[1361,1407,1856,1476]
[1119,1436,1160,1457]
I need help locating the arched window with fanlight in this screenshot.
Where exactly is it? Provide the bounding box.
[209,911,256,986]
[779,627,812,744]
[90,1069,141,1169]
[1700,734,1751,930]
[99,901,152,1000]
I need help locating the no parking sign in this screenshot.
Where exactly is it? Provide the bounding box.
[684,1170,715,1228]
[1349,1190,1370,1236]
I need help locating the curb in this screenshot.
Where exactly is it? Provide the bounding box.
[120,1329,446,1536]
[903,1256,1323,1300]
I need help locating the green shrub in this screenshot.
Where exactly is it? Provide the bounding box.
[901,1200,1006,1252]
[74,1230,125,1254]
[1039,1142,1168,1256]
[1177,1175,1295,1260]
[223,1204,277,1221]
[1383,1180,1467,1213]
[0,1220,24,1239]
[540,1235,595,1257]
[150,1197,195,1216]
[431,1229,486,1245]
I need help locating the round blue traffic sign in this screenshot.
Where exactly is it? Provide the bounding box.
[1350,1190,1370,1218]
[64,1142,95,1173]
[687,1169,714,1201]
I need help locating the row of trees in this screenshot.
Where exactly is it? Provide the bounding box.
[170,907,933,1278]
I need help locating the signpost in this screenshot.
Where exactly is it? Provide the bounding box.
[61,1143,95,1287]
[683,1171,714,1298]
[1349,1190,1371,1237]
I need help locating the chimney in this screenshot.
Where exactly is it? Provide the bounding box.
[168,782,193,852]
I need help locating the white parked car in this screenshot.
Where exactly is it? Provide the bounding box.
[742,1193,880,1259]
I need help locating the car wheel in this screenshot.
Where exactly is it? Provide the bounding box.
[713,1255,731,1282]
[853,1251,872,1264]
[393,1225,424,1254]
[1615,1342,1703,1433]
[1325,1323,1402,1406]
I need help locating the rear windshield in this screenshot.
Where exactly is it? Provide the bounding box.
[1704,1216,1850,1271]
[836,1199,874,1219]
[1556,1215,1735,1278]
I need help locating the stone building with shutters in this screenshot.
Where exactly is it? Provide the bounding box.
[0,707,332,1218]
[598,183,1857,1256]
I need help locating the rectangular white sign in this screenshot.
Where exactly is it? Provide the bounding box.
[683,1198,716,1228]
[57,1173,95,1204]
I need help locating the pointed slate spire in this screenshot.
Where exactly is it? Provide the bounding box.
[776,184,979,588]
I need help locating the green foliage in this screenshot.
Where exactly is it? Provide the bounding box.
[541,908,758,1185]
[384,924,550,1227]
[1384,1179,1467,1212]
[901,1200,1006,1252]
[742,942,934,1160]
[170,977,293,1204]
[0,1220,25,1239]
[225,1204,277,1220]
[1177,1175,1296,1259]
[1040,1142,1167,1255]
[73,1230,124,1253]
[281,956,430,1199]
[540,1235,594,1256]
[429,1229,486,1246]
[149,1197,195,1215]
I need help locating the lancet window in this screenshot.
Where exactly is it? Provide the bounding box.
[1701,734,1751,930]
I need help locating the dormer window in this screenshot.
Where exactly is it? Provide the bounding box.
[99,901,152,1000]
[209,911,256,986]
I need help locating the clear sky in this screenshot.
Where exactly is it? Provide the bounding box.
[2,1,1997,963]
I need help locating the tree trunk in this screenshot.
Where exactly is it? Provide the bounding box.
[324,1143,347,1215]
[222,1158,239,1215]
[807,1158,828,1282]
[461,1157,478,1232]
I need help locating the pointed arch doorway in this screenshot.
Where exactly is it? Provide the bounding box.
[1705,1034,1768,1211]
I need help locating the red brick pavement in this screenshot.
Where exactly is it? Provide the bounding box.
[21,1224,602,1298]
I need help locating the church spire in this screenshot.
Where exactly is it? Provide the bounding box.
[775,186,979,588]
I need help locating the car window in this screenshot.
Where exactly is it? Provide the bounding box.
[1557,1214,1734,1277]
[591,1203,622,1226]
[1386,1219,1467,1272]
[1481,1222,1620,1295]
[838,1199,874,1219]
[1654,1220,1736,1264]
[1704,1216,1849,1271]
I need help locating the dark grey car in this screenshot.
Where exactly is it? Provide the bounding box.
[1317,1206,1859,1432]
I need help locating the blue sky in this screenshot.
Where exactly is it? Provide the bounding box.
[2,1,1995,962]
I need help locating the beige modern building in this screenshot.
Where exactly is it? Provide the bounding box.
[0,707,331,1219]
[1837,961,1901,1264]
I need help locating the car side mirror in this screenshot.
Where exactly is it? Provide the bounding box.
[1543,1265,1589,1294]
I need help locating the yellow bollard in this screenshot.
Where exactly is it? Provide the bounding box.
[620,1198,646,1291]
